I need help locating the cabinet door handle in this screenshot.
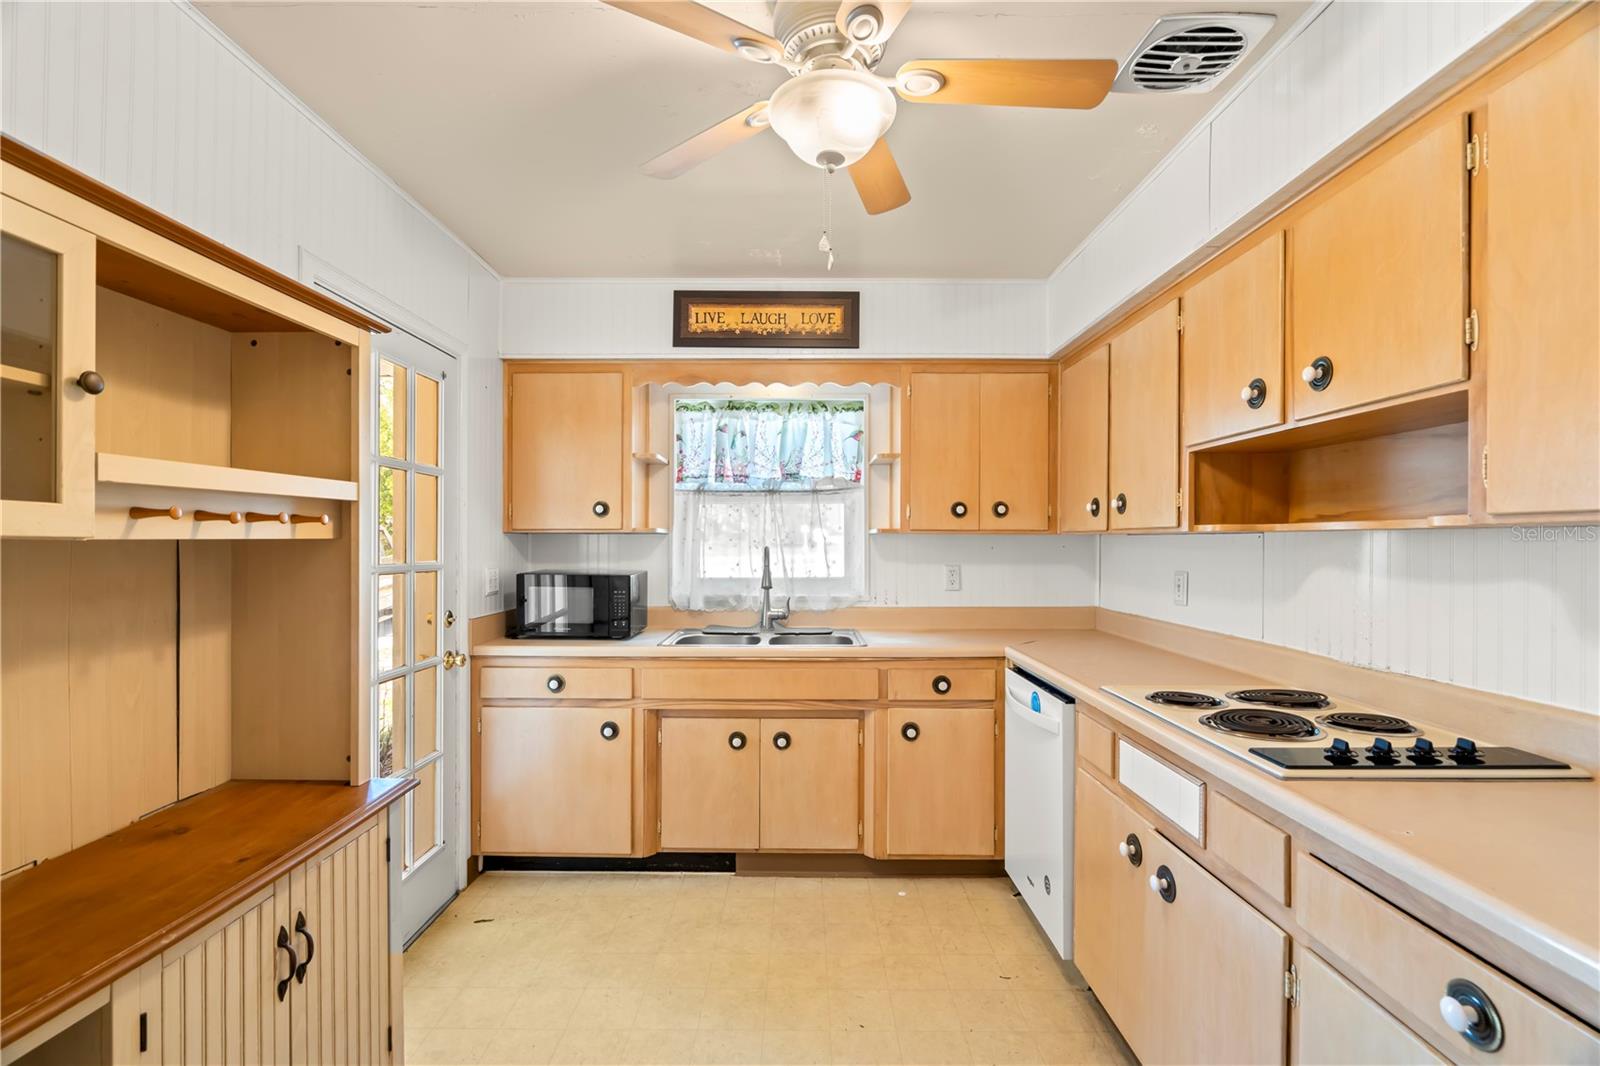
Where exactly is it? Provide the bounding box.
[276,926,298,1002]
[139,1012,148,1053]
[728,730,747,750]
[1240,377,1267,409]
[600,720,620,741]
[900,721,920,742]
[592,500,610,517]
[1301,356,1333,391]
[772,730,792,751]
[294,911,315,983]
[75,370,106,395]
[950,501,968,518]
[1440,979,1504,1052]
[1148,865,1177,903]
[931,675,952,695]
[1113,493,1127,515]
[991,501,1009,518]
[1085,497,1100,518]
[1117,833,1142,867]
[546,674,566,693]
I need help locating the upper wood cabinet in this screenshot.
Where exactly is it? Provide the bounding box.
[1482,20,1599,516]
[1108,300,1181,530]
[1290,114,1469,420]
[505,368,625,531]
[0,197,98,538]
[1058,347,1109,532]
[1181,231,1285,445]
[907,371,1050,531]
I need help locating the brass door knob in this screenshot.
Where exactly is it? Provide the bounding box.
[443,651,466,669]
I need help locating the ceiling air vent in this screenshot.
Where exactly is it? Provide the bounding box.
[1113,13,1275,95]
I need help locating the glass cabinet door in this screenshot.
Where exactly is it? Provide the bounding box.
[1,195,98,538]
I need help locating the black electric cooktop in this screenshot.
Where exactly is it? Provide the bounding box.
[1250,744,1574,772]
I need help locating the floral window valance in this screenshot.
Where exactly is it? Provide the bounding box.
[674,399,865,491]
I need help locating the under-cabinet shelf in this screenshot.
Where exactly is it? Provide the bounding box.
[94,452,352,540]
[1192,516,1470,533]
[97,452,357,500]
[1,364,51,390]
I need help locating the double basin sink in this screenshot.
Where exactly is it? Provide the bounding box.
[660,628,866,647]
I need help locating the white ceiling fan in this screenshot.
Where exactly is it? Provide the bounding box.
[607,0,1124,215]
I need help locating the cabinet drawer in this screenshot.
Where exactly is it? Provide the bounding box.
[638,666,877,702]
[480,665,632,701]
[1116,738,1204,841]
[1295,853,1600,1064]
[1077,714,1115,777]
[1208,791,1288,905]
[886,667,994,702]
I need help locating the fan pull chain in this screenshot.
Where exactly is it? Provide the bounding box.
[818,168,835,271]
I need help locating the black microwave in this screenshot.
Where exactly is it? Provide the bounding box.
[508,570,647,640]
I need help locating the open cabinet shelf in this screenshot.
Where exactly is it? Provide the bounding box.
[95,452,352,539]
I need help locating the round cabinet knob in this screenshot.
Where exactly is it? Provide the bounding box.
[1118,833,1143,867]
[931,675,951,695]
[1148,864,1176,902]
[901,722,920,742]
[950,501,968,518]
[1085,497,1101,518]
[592,500,610,517]
[546,674,566,693]
[772,731,792,751]
[75,370,106,395]
[728,731,747,750]
[991,501,1009,518]
[1113,493,1127,515]
[1240,377,1267,409]
[1440,979,1504,1052]
[599,720,620,741]
[1301,356,1334,391]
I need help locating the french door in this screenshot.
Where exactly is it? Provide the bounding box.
[372,335,461,942]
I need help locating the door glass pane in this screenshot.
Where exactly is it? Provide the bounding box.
[378,359,408,460]
[376,574,407,672]
[413,666,439,763]
[416,373,439,468]
[414,473,439,563]
[376,675,406,778]
[414,570,438,661]
[1,235,60,503]
[408,760,439,868]
[378,465,407,564]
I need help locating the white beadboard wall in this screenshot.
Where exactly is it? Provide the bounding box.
[521,533,1098,609]
[1044,0,1558,355]
[501,278,1045,358]
[1100,528,1600,716]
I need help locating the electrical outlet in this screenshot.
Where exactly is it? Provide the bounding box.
[485,567,500,598]
[944,564,962,592]
[1173,570,1189,607]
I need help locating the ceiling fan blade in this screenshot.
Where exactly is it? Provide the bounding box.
[895,58,1118,109]
[603,1,783,60]
[835,0,912,47]
[641,101,771,179]
[849,138,910,215]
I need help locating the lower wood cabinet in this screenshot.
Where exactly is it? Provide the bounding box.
[659,716,760,851]
[759,718,860,851]
[886,706,995,857]
[1292,946,1445,1065]
[480,705,632,855]
[1074,769,1286,1065]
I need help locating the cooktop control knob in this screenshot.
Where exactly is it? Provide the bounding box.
[1324,738,1359,765]
[1408,737,1439,763]
[1366,737,1398,764]
[1450,737,1482,763]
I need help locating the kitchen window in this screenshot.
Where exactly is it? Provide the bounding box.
[670,397,867,610]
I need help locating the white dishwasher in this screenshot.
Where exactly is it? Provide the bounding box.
[1003,664,1076,960]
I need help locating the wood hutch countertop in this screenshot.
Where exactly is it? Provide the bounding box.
[0,778,415,1047]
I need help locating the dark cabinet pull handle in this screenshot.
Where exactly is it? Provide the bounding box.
[1241,377,1267,409]
[991,501,1009,518]
[546,674,565,693]
[950,501,968,518]
[772,730,792,751]
[1440,978,1504,1052]
[1086,497,1100,518]
[75,370,106,395]
[1149,864,1177,903]
[901,721,920,742]
[592,500,610,517]
[294,911,315,983]
[1118,833,1143,867]
[728,730,747,750]
[139,1012,148,1053]
[1113,493,1127,515]
[931,675,952,695]
[1302,356,1333,391]
[600,720,620,741]
[276,926,298,1002]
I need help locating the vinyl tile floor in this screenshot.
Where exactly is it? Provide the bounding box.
[403,872,1137,1066]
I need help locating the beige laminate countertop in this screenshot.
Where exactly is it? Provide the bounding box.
[474,626,1600,1018]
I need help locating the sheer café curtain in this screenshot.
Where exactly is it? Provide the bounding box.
[670,399,867,611]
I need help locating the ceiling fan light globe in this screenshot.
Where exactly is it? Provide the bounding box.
[768,68,897,169]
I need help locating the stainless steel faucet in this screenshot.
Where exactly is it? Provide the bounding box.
[758,546,790,632]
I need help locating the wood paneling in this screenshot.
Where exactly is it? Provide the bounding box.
[1290,114,1467,420]
[758,718,859,851]
[658,716,760,851]
[1482,21,1600,515]
[1107,299,1180,530]
[906,372,980,530]
[505,368,624,531]
[109,958,163,1064]
[977,371,1050,530]
[479,705,632,855]
[1292,946,1446,1065]
[177,541,231,799]
[230,332,354,482]
[0,779,411,1047]
[1057,346,1109,532]
[885,706,994,857]
[1180,230,1284,445]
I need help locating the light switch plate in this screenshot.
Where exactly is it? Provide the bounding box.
[485,567,500,597]
[944,564,962,592]
[1173,570,1189,606]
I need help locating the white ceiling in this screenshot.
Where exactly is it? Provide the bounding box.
[198,1,1306,279]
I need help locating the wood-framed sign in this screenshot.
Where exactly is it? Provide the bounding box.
[673,290,860,349]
